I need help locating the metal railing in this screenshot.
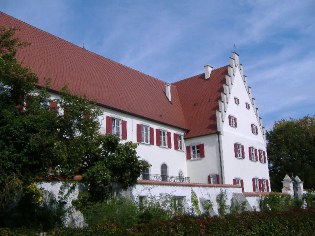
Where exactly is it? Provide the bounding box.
[138,173,190,183]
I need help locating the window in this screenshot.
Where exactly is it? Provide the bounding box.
[172,197,185,213]
[160,130,167,147]
[228,115,237,128]
[186,144,205,159]
[233,178,244,192]
[208,174,220,184]
[141,125,150,144]
[234,97,239,105]
[141,162,150,180]
[161,164,168,181]
[174,133,184,150]
[252,178,260,192]
[106,116,127,140]
[245,102,250,109]
[261,179,269,192]
[178,170,184,182]
[258,150,267,163]
[249,147,258,161]
[138,196,147,208]
[251,124,258,135]
[112,118,121,137]
[234,143,245,159]
[178,134,184,150]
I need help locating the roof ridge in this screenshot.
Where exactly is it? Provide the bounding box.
[173,65,228,84]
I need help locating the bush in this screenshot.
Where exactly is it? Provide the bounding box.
[259,193,303,211]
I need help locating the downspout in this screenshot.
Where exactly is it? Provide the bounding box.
[217,132,224,184]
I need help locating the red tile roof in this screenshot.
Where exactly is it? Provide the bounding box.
[174,67,228,138]
[0,12,229,138]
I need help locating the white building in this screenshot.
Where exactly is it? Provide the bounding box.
[1,12,270,209]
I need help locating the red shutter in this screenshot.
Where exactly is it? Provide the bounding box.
[256,126,258,134]
[255,149,258,161]
[174,134,179,150]
[216,174,220,184]
[233,179,236,185]
[241,179,244,192]
[150,127,154,145]
[50,101,57,111]
[106,116,112,134]
[241,145,245,159]
[252,178,256,192]
[228,115,231,126]
[235,117,237,127]
[186,146,191,160]
[137,124,141,142]
[122,120,127,140]
[167,132,172,149]
[156,129,160,146]
[259,150,262,162]
[208,175,212,184]
[249,147,252,160]
[199,144,205,158]
[266,180,270,192]
[263,151,266,163]
[259,179,263,192]
[234,143,238,157]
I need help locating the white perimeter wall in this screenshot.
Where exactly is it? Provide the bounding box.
[185,135,220,184]
[220,67,270,192]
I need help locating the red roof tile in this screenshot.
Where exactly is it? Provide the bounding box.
[0,12,229,137]
[174,66,228,138]
[0,12,187,129]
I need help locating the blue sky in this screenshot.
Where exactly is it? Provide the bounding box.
[1,0,315,129]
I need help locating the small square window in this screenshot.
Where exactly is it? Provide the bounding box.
[245,102,250,109]
[234,143,244,159]
[249,147,258,161]
[253,178,260,192]
[251,124,258,135]
[191,145,201,159]
[229,115,237,128]
[234,97,240,105]
[178,134,184,150]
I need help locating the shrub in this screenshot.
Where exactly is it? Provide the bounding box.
[259,193,303,211]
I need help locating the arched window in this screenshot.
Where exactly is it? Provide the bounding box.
[161,164,168,181]
[141,161,150,180]
[178,170,184,182]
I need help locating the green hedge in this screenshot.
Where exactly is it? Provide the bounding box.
[1,208,314,236]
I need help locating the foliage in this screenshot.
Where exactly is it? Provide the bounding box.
[267,116,315,191]
[230,197,246,214]
[304,190,315,208]
[200,198,213,216]
[191,189,201,215]
[0,26,148,217]
[0,190,65,231]
[216,189,228,216]
[259,193,303,211]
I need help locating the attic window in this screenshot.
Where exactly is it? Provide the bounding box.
[245,102,250,109]
[234,97,239,105]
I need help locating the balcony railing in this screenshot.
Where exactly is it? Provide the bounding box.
[138,173,190,183]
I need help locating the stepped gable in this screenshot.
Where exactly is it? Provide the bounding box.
[0,12,187,130]
[174,66,228,138]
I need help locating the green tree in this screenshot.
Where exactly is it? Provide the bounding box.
[0,27,147,213]
[267,116,315,191]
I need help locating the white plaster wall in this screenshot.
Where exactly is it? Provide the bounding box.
[220,66,270,192]
[131,183,242,215]
[98,107,188,178]
[185,135,220,184]
[246,196,261,211]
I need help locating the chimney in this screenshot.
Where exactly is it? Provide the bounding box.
[165,83,172,102]
[204,64,213,80]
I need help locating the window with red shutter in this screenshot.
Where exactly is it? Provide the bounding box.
[249,147,252,160]
[234,143,238,157]
[259,179,263,192]
[208,175,212,184]
[266,180,270,192]
[186,146,191,160]
[174,133,179,150]
[156,129,160,146]
[199,144,205,158]
[233,179,237,185]
[241,145,245,159]
[263,151,266,163]
[150,128,154,145]
[252,178,256,192]
[106,116,112,134]
[216,174,220,184]
[137,124,142,142]
[241,179,244,192]
[122,120,127,140]
[167,132,172,149]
